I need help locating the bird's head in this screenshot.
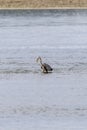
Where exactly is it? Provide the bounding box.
[36,56,42,65]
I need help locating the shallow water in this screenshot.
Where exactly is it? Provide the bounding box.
[0,9,87,129]
[0,9,87,75]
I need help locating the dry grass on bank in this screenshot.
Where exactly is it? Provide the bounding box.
[0,0,87,9]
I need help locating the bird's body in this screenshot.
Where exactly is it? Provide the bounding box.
[42,63,53,73]
[36,57,53,73]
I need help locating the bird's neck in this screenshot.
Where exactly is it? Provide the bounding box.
[38,57,42,65]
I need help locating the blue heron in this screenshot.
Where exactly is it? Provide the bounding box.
[36,57,53,73]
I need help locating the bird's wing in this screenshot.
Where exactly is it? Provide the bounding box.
[43,63,53,71]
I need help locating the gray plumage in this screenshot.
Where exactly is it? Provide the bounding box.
[36,57,53,73]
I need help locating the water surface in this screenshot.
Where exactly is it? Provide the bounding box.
[0,9,87,75]
[0,10,87,129]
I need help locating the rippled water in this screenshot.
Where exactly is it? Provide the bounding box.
[0,9,87,75]
[0,10,87,129]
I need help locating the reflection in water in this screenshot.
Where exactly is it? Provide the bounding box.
[0,105,87,117]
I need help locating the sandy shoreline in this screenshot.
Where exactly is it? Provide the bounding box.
[0,0,87,10]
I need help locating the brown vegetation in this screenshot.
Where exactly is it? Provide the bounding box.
[0,0,87,9]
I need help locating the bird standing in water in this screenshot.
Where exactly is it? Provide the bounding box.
[36,57,53,73]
